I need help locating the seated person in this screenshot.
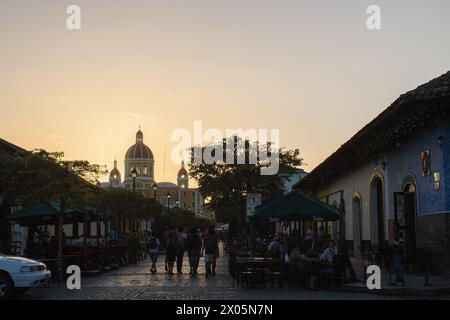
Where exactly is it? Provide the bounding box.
[318,240,338,286]
[289,245,311,287]
[289,245,302,264]
[267,235,282,260]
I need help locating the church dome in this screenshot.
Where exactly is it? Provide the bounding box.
[125,130,154,159]
[110,167,121,180]
[109,158,122,185]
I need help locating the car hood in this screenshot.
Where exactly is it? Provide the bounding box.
[0,256,42,265]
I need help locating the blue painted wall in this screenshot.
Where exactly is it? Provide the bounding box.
[386,116,450,216]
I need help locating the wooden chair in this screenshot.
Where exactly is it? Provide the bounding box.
[240,263,267,289]
[266,261,285,289]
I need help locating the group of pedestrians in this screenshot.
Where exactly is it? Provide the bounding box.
[145,225,220,276]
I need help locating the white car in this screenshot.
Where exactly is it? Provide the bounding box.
[0,255,51,299]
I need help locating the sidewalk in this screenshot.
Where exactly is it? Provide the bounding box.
[342,257,450,297]
[24,247,400,300]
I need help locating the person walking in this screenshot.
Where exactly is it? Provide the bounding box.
[165,226,179,275]
[203,227,219,276]
[147,233,160,274]
[176,226,187,273]
[185,228,202,275]
[162,227,170,272]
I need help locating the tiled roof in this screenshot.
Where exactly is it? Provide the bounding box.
[0,138,26,158]
[294,70,450,191]
[399,70,450,102]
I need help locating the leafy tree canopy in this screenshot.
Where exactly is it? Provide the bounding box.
[165,207,212,231]
[98,188,162,219]
[0,149,107,211]
[188,138,303,235]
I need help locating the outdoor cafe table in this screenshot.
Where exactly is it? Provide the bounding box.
[236,257,270,262]
[235,257,273,270]
[236,257,272,264]
[296,255,330,278]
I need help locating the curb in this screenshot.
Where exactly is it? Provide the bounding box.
[342,283,450,297]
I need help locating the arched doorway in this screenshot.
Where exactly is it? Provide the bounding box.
[394,178,417,264]
[370,175,385,247]
[352,194,362,256]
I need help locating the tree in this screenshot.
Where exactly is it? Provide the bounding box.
[165,207,211,231]
[0,149,107,264]
[98,188,163,234]
[188,137,302,242]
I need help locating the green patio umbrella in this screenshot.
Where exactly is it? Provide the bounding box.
[4,203,87,223]
[253,192,339,222]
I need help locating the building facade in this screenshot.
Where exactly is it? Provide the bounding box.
[123,129,155,192]
[294,71,450,272]
[102,129,207,218]
[0,139,26,252]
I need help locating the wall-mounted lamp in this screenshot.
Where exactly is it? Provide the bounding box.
[437,135,444,147]
[381,161,387,170]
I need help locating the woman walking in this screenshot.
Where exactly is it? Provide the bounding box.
[147,233,160,274]
[203,227,219,276]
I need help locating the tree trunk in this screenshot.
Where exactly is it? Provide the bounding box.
[236,209,252,253]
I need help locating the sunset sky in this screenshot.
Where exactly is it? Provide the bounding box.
[1,0,450,184]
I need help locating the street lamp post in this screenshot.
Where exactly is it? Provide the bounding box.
[167,194,171,210]
[131,168,138,193]
[153,184,158,200]
[180,184,185,209]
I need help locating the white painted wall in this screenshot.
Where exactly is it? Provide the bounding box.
[318,154,390,244]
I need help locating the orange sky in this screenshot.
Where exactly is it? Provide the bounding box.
[1,0,450,184]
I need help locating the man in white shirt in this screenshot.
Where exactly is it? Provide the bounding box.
[320,240,338,264]
[319,240,338,286]
[267,235,282,259]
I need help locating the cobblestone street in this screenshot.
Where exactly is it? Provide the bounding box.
[16,248,442,300]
